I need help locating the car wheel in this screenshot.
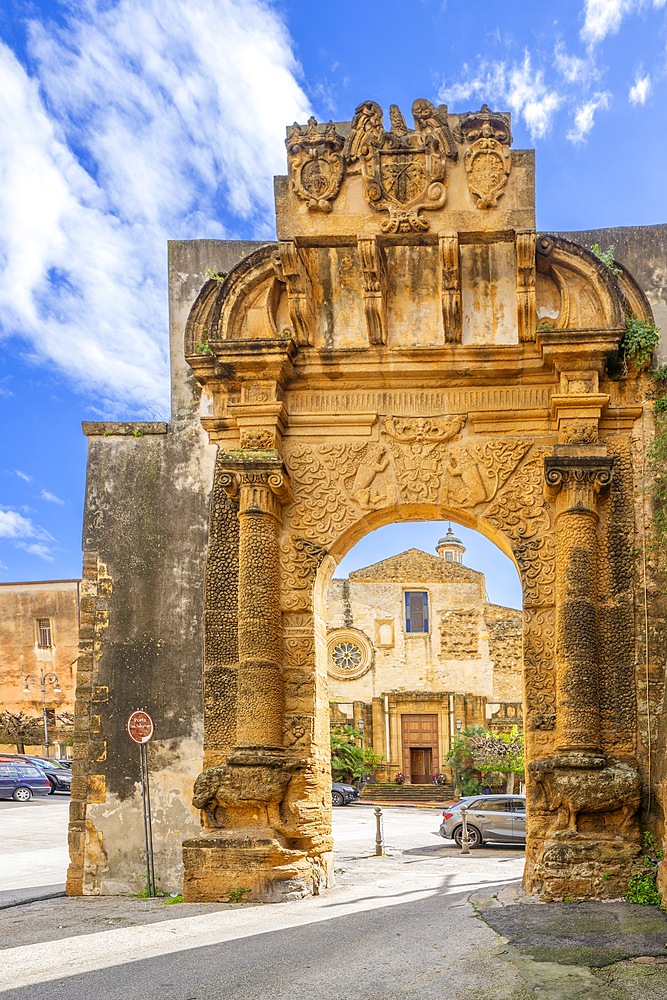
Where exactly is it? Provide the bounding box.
[332,790,345,807]
[47,778,56,795]
[453,825,482,848]
[13,786,32,802]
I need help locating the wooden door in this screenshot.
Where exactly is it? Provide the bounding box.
[401,715,438,783]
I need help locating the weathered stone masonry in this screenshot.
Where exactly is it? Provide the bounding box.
[67,102,667,902]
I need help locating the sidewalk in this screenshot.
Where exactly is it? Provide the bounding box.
[3,802,667,998]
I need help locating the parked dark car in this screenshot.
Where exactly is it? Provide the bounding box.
[0,754,72,794]
[439,794,526,847]
[332,781,359,806]
[0,759,51,801]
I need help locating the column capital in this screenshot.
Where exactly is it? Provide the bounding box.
[219,458,292,517]
[544,455,614,517]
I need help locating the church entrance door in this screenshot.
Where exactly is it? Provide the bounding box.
[402,715,438,783]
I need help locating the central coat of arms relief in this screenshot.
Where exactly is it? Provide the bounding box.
[346,98,458,232]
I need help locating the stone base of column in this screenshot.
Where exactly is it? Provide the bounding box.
[524,754,642,900]
[524,835,641,900]
[182,829,333,902]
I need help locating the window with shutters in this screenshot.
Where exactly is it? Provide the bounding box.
[37,618,52,648]
[405,591,429,633]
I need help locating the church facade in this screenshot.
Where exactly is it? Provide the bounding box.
[327,531,522,782]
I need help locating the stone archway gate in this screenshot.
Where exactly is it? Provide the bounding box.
[180,101,655,902]
[66,100,658,902]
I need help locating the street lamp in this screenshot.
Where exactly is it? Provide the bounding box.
[24,668,61,758]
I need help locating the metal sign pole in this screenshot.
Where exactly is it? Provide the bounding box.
[143,743,156,897]
[128,710,156,898]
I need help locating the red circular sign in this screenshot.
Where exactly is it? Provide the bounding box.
[127,710,154,744]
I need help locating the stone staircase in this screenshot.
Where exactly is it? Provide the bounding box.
[360,782,455,804]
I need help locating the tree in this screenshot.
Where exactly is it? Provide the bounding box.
[330,725,383,783]
[0,712,44,753]
[466,726,525,794]
[445,723,488,792]
[445,724,524,794]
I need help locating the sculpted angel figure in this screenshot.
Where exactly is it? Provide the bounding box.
[343,100,386,163]
[412,99,459,160]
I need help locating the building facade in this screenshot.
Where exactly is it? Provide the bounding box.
[0,580,79,757]
[326,532,522,782]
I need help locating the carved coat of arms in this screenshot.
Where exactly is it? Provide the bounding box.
[345,98,459,233]
[459,105,512,209]
[286,117,345,212]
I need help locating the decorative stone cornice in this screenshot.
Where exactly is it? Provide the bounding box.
[544,455,614,517]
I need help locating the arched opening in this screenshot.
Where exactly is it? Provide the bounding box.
[315,508,524,818]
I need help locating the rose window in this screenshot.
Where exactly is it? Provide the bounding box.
[332,641,363,671]
[327,628,374,680]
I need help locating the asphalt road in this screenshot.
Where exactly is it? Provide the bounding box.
[0,802,530,999]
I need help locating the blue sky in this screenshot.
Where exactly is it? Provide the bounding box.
[0,0,665,605]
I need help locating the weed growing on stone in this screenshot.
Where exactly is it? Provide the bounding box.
[621,316,660,370]
[227,887,251,903]
[591,243,622,276]
[625,832,664,906]
[194,341,216,357]
[162,893,183,905]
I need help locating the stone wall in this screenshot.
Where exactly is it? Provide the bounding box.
[67,240,265,895]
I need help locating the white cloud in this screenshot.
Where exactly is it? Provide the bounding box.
[0,509,52,541]
[566,91,612,142]
[15,542,55,563]
[553,41,597,84]
[41,489,66,505]
[0,1,311,416]
[581,0,666,47]
[15,471,32,482]
[629,73,651,104]
[438,51,563,140]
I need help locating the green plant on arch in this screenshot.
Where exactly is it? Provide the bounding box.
[621,316,660,370]
[591,243,622,275]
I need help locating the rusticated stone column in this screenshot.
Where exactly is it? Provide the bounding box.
[221,460,291,751]
[544,455,614,755]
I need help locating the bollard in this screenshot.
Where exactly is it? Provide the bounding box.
[460,803,470,856]
[374,806,383,856]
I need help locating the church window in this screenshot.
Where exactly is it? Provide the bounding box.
[405,592,429,633]
[445,552,453,561]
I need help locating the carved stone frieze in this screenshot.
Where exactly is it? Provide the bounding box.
[443,439,531,508]
[383,415,466,503]
[280,534,327,611]
[523,607,556,730]
[460,105,512,209]
[485,449,556,607]
[283,443,360,545]
[286,117,345,212]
